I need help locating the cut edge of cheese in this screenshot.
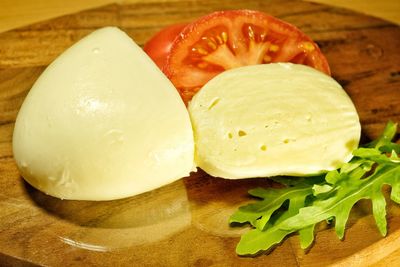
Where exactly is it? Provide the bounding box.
[189,63,361,179]
[12,27,196,200]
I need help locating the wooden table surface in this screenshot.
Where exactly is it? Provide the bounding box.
[0,0,399,34]
[0,0,399,266]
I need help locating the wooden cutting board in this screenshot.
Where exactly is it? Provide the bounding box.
[1,0,400,266]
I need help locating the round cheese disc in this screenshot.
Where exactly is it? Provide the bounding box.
[188,63,361,179]
[13,27,195,200]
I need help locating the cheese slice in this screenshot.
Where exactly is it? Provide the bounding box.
[188,63,361,179]
[12,27,195,200]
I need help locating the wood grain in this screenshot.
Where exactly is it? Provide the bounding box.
[0,0,399,266]
[308,0,400,25]
[0,0,399,34]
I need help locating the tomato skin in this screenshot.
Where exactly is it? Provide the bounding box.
[162,10,331,104]
[143,23,187,69]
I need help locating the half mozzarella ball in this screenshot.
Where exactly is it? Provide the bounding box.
[188,63,361,179]
[13,27,195,200]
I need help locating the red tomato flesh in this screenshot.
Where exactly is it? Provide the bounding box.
[143,23,187,69]
[163,10,331,104]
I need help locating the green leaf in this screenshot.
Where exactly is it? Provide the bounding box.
[312,184,333,196]
[390,181,400,203]
[366,121,397,149]
[353,148,392,164]
[380,144,400,154]
[390,150,400,162]
[326,170,341,184]
[236,185,310,255]
[353,148,381,157]
[229,186,312,229]
[236,227,292,255]
[371,189,387,236]
[231,121,400,256]
[279,164,400,232]
[382,121,398,140]
[334,204,354,239]
[299,225,315,249]
[340,161,363,174]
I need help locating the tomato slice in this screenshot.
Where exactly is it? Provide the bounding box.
[143,23,187,69]
[163,10,331,104]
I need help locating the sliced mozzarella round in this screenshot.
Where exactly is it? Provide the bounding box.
[13,27,195,200]
[189,63,361,179]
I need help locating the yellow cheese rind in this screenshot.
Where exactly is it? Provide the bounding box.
[12,27,195,200]
[189,63,361,179]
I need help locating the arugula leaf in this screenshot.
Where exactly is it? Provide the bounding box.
[230,122,400,256]
[366,121,397,149]
[280,164,400,236]
[236,191,309,254]
[229,185,313,230]
[312,184,333,196]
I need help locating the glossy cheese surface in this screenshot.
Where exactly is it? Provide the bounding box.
[13,27,195,200]
[189,63,361,179]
